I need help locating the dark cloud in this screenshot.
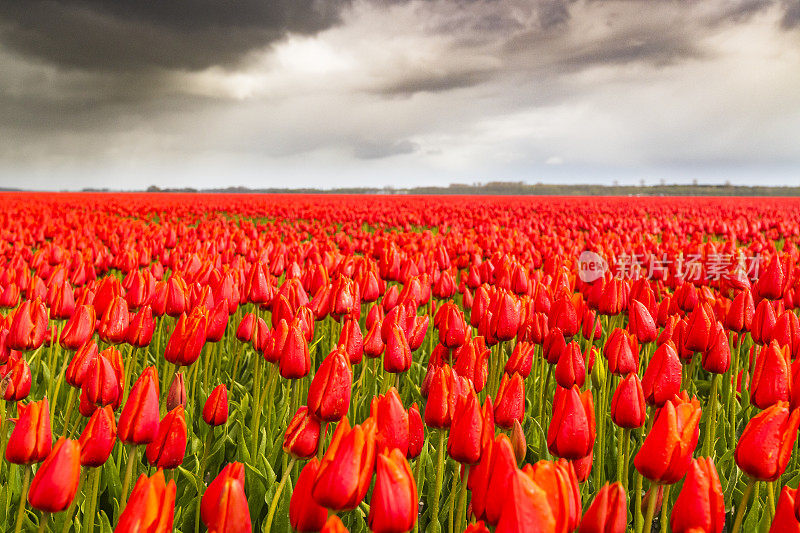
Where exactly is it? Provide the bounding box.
[373,69,495,96]
[353,139,419,159]
[782,0,800,28]
[0,0,348,71]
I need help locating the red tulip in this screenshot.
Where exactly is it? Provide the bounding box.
[145,405,187,469]
[28,437,81,513]
[641,342,682,407]
[373,387,410,456]
[6,398,51,464]
[203,384,229,427]
[116,470,175,533]
[290,458,328,532]
[118,366,160,445]
[201,462,251,533]
[634,395,701,484]
[548,385,595,460]
[284,406,321,459]
[307,346,352,423]
[495,372,525,429]
[78,405,117,467]
[369,449,418,533]
[735,401,800,481]
[670,457,724,533]
[610,373,646,429]
[579,482,626,533]
[448,388,483,464]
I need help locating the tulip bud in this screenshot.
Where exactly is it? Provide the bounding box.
[164,310,207,366]
[752,298,776,345]
[145,405,187,470]
[735,401,800,481]
[28,437,81,513]
[641,342,682,407]
[203,384,229,427]
[701,321,730,374]
[634,395,701,484]
[384,322,413,374]
[505,341,535,378]
[628,300,657,344]
[751,340,791,409]
[604,328,638,376]
[495,469,556,533]
[201,462,251,533]
[670,457,724,533]
[369,449,418,533]
[7,298,48,351]
[610,373,646,429]
[548,385,595,460]
[98,296,130,344]
[312,417,377,511]
[555,341,586,388]
[284,406,321,459]
[6,398,51,464]
[290,458,328,532]
[726,289,754,333]
[407,402,424,460]
[78,405,117,467]
[773,486,800,533]
[116,471,176,533]
[524,459,581,533]
[685,302,715,353]
[448,389,483,464]
[307,347,352,423]
[0,355,31,401]
[166,372,186,412]
[118,366,160,445]
[495,372,525,429]
[321,515,348,533]
[279,320,311,379]
[373,387,410,457]
[127,304,156,347]
[579,482,626,533]
[511,419,526,464]
[60,304,96,350]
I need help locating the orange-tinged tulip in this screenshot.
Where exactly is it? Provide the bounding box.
[735,401,800,481]
[203,384,228,427]
[284,406,321,459]
[290,458,328,532]
[610,373,646,429]
[321,515,348,533]
[578,482,626,533]
[634,395,701,484]
[0,354,31,401]
[307,346,352,423]
[6,398,51,464]
[7,298,48,351]
[641,342,682,407]
[312,417,377,511]
[118,366,160,445]
[373,387,410,457]
[60,304,96,350]
[200,462,251,533]
[28,437,81,512]
[495,469,556,533]
[369,449,418,533]
[495,372,525,429]
[525,459,581,533]
[164,310,207,366]
[751,340,791,409]
[773,486,800,533]
[448,389,483,464]
[78,405,117,467]
[548,385,595,460]
[145,405,187,469]
[670,457,724,533]
[115,470,176,533]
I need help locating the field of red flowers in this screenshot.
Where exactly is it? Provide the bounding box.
[2,192,800,532]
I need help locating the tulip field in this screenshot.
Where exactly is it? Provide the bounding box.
[4,192,800,533]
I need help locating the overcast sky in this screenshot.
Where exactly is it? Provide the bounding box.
[0,0,798,190]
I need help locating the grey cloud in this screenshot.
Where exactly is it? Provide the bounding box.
[353,139,419,159]
[0,0,348,72]
[782,0,800,28]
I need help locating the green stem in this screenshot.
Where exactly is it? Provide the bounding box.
[429,429,447,533]
[13,466,31,533]
[61,387,77,437]
[36,512,48,533]
[455,465,471,533]
[264,457,297,533]
[84,467,101,533]
[642,483,658,533]
[250,355,263,455]
[194,427,215,533]
[731,477,756,533]
[704,374,720,458]
[447,466,458,533]
[660,485,671,533]
[120,444,138,508]
[60,467,84,533]
[634,471,644,533]
[622,428,631,492]
[767,480,776,523]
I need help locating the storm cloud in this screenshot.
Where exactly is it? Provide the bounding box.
[0,0,798,189]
